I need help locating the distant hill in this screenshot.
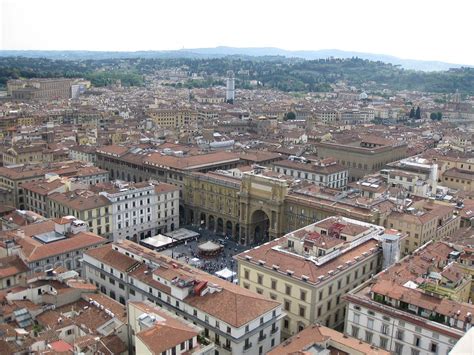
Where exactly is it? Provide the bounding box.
[0,47,470,71]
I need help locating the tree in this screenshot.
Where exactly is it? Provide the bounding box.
[430,112,442,121]
[284,111,296,121]
[415,106,421,119]
[409,107,415,118]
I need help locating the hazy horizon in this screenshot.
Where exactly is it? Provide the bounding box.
[1,0,473,65]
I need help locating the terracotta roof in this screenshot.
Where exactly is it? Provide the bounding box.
[21,178,65,196]
[18,231,106,262]
[274,159,346,175]
[154,183,179,194]
[96,145,129,157]
[48,190,111,211]
[268,324,389,355]
[85,244,141,272]
[0,255,29,278]
[97,334,128,355]
[144,151,240,170]
[235,237,379,284]
[372,279,474,321]
[133,302,198,354]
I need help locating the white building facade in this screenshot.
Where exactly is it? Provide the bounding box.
[100,181,179,242]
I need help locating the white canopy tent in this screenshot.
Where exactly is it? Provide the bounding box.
[215,267,236,281]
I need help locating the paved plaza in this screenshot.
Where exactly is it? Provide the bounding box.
[159,225,250,280]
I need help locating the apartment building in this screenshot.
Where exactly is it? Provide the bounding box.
[314,109,340,123]
[96,145,240,196]
[0,255,28,289]
[384,156,439,196]
[340,109,375,124]
[316,137,408,180]
[442,168,474,192]
[96,180,179,242]
[273,157,348,189]
[69,145,97,163]
[235,216,399,339]
[48,189,112,238]
[82,239,283,355]
[2,217,106,275]
[22,176,88,217]
[2,144,52,166]
[0,162,109,209]
[344,241,474,355]
[148,108,198,129]
[128,301,215,355]
[184,170,242,239]
[7,78,72,100]
[268,324,389,355]
[386,201,460,256]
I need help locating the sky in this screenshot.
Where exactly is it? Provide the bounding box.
[1,0,473,65]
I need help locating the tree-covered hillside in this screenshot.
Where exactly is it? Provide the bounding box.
[0,56,472,94]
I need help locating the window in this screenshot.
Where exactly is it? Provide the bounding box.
[300,290,306,301]
[430,342,438,353]
[394,343,404,355]
[257,274,263,284]
[285,284,291,295]
[353,313,360,324]
[396,329,404,340]
[319,291,323,301]
[381,323,389,335]
[299,306,305,317]
[244,269,249,279]
[284,300,291,311]
[414,336,421,347]
[365,331,373,344]
[411,349,420,355]
[367,318,374,329]
[351,326,359,337]
[271,279,277,290]
[317,306,322,317]
[130,289,135,295]
[380,337,388,349]
[284,319,289,329]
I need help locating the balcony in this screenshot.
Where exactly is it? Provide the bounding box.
[243,342,253,351]
[223,343,232,352]
[271,326,279,335]
[258,334,267,342]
